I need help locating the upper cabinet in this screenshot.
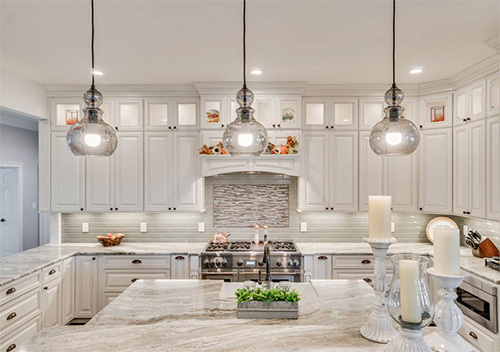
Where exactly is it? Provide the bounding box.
[200,96,231,129]
[418,93,453,129]
[302,98,358,130]
[454,79,486,126]
[114,100,144,131]
[276,96,301,129]
[486,73,500,117]
[145,98,199,130]
[486,116,500,220]
[50,99,84,131]
[359,98,384,130]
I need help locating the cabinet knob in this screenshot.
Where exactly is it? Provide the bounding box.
[326,126,329,129]
[80,208,84,211]
[317,256,328,260]
[168,207,172,211]
[173,207,176,211]
[110,208,113,211]
[48,269,56,275]
[6,312,17,321]
[419,125,423,129]
[115,126,119,130]
[277,124,281,128]
[5,287,16,295]
[115,208,118,211]
[175,256,185,260]
[43,286,48,290]
[469,331,478,339]
[173,126,177,129]
[6,343,16,352]
[363,278,372,283]
[419,207,423,211]
[361,259,371,264]
[325,207,329,210]
[131,278,139,283]
[168,126,172,129]
[132,259,142,264]
[330,126,334,129]
[330,207,334,210]
[92,257,96,260]
[221,124,225,128]
[0,219,5,222]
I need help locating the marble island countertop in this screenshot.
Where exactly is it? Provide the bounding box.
[20,279,393,352]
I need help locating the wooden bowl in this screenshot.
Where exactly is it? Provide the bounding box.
[97,234,125,247]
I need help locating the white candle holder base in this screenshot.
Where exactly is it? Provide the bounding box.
[424,268,477,352]
[385,327,432,352]
[360,237,398,343]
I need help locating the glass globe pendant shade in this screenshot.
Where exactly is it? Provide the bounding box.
[222,87,268,156]
[67,88,118,157]
[369,87,420,156]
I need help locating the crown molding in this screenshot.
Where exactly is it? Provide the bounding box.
[449,54,499,89]
[194,82,308,95]
[44,84,199,98]
[485,34,500,53]
[303,83,421,97]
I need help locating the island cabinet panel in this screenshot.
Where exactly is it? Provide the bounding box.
[41,277,62,329]
[313,255,332,279]
[486,116,500,220]
[0,315,41,352]
[170,255,190,279]
[61,257,75,325]
[418,128,452,213]
[75,256,98,318]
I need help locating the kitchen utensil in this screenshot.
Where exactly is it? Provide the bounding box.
[465,229,482,250]
[478,238,500,258]
[426,217,458,243]
[212,232,230,244]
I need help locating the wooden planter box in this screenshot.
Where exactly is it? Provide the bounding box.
[237,301,298,319]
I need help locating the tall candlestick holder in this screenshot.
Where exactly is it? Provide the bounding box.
[360,236,398,343]
[424,268,477,352]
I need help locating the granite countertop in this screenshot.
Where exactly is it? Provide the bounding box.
[20,279,392,352]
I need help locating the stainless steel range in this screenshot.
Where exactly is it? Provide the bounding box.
[201,241,302,283]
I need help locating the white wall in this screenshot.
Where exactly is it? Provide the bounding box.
[0,69,47,119]
[0,124,39,250]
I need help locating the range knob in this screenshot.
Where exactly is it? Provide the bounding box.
[214,258,222,267]
[293,259,300,267]
[287,260,294,267]
[222,258,228,267]
[276,260,283,267]
[209,259,215,267]
[258,260,264,267]
[203,259,210,268]
[237,259,244,267]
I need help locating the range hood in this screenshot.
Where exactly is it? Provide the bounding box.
[200,155,301,177]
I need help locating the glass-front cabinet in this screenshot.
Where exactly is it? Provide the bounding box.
[145,98,199,130]
[453,79,486,126]
[418,93,453,129]
[486,73,500,117]
[302,98,358,130]
[359,98,384,130]
[50,98,84,131]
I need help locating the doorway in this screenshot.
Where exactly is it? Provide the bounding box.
[0,162,23,258]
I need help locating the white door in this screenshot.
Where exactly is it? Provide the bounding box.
[61,257,75,324]
[0,166,22,258]
[51,133,85,212]
[359,131,386,211]
[418,128,452,213]
[42,278,62,329]
[453,124,469,215]
[298,131,329,211]
[114,132,144,211]
[330,132,358,211]
[86,157,114,211]
[468,120,486,218]
[486,116,500,220]
[75,256,98,318]
[172,132,204,211]
[387,153,417,212]
[144,132,173,211]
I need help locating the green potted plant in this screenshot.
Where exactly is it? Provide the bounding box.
[235,286,300,319]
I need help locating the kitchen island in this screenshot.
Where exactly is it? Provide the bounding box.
[20,279,390,351]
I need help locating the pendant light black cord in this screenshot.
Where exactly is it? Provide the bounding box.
[242,0,247,89]
[392,0,396,88]
[91,0,95,89]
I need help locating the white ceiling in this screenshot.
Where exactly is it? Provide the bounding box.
[1,0,499,86]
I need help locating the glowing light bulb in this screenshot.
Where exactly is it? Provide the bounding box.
[237,133,253,147]
[386,132,403,146]
[84,134,102,147]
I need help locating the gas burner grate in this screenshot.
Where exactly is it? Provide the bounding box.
[205,241,252,252]
[272,241,297,252]
[229,242,252,251]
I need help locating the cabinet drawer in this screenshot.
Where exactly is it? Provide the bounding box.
[0,290,40,336]
[0,315,40,352]
[459,317,497,352]
[41,262,62,283]
[0,274,41,307]
[102,271,170,291]
[332,270,393,288]
[333,255,391,269]
[101,256,171,269]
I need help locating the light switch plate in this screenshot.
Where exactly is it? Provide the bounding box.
[463,225,468,236]
[198,222,205,232]
[391,222,395,232]
[82,223,89,233]
[140,222,147,232]
[300,222,307,232]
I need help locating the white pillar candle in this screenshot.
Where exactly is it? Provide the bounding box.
[368,196,392,239]
[400,259,422,323]
[433,227,461,276]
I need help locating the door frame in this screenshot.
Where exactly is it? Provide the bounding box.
[0,161,23,256]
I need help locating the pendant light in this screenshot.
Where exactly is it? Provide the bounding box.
[222,0,268,156]
[369,0,419,156]
[67,0,117,157]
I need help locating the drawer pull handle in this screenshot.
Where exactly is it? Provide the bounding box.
[48,269,56,275]
[469,331,478,339]
[5,287,16,295]
[361,260,371,264]
[131,278,139,283]
[132,260,142,264]
[363,278,372,283]
[317,256,328,260]
[6,344,16,352]
[6,312,17,321]
[175,256,185,260]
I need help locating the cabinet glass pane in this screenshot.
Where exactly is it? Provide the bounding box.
[281,100,297,124]
[56,104,80,126]
[101,102,111,124]
[255,100,273,125]
[334,103,353,125]
[305,103,325,125]
[491,78,499,111]
[426,100,446,123]
[472,86,483,116]
[178,103,197,126]
[149,103,169,126]
[119,104,140,127]
[229,100,238,121]
[402,101,413,122]
[205,101,221,124]
[363,103,384,127]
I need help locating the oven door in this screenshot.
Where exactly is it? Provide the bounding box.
[238,270,302,283]
[201,271,238,282]
[456,281,497,333]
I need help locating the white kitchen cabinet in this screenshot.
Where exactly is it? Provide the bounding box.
[419,93,453,129]
[486,73,499,117]
[418,128,453,213]
[313,255,332,279]
[302,98,358,130]
[254,96,276,127]
[201,96,228,129]
[454,80,486,126]
[41,277,62,329]
[330,132,358,211]
[277,96,301,129]
[386,153,418,212]
[86,156,114,211]
[486,116,500,220]
[50,133,85,212]
[50,98,84,131]
[145,98,199,130]
[0,315,41,352]
[170,255,190,279]
[114,100,143,131]
[75,256,98,319]
[453,124,469,215]
[359,131,386,211]
[359,98,384,130]
[61,258,75,325]
[189,255,201,280]
[200,131,223,147]
[38,120,51,212]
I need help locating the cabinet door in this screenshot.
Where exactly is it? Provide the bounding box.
[171,255,189,279]
[486,116,500,220]
[201,131,223,147]
[254,96,276,128]
[359,98,384,130]
[61,258,75,325]
[453,124,469,215]
[486,73,499,117]
[419,128,452,213]
[454,89,469,126]
[114,100,143,130]
[114,133,144,211]
[470,80,486,121]
[86,156,113,211]
[387,153,418,212]
[330,132,358,211]
[313,255,332,279]
[332,99,358,130]
[144,99,170,129]
[419,93,452,129]
[201,96,226,129]
[75,256,98,318]
[277,96,301,128]
[298,132,329,211]
[359,131,386,211]
[270,130,302,154]
[175,100,199,130]
[42,278,62,329]
[51,133,85,212]
[172,132,204,211]
[469,120,486,217]
[50,99,84,131]
[144,132,173,211]
[302,98,329,130]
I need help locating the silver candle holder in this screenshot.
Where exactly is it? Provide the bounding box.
[360,236,398,343]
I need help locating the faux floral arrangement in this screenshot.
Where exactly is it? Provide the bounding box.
[199,142,228,155]
[199,136,299,155]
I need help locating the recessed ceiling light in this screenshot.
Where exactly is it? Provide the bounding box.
[92,69,103,76]
[250,69,262,75]
[409,68,423,74]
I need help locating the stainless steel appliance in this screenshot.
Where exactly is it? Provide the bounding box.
[201,241,302,283]
[456,276,498,333]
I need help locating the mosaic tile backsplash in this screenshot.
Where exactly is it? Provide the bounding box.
[213,184,289,227]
